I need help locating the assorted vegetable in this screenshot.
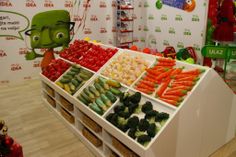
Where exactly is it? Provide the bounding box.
[106,92,170,147]
[135,57,205,107]
[102,53,149,86]
[77,77,122,115]
[56,65,93,95]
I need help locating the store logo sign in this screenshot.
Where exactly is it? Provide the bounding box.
[106,15,111,21]
[184,29,192,36]
[84,28,92,34]
[175,15,183,21]
[161,14,167,21]
[168,27,175,34]
[144,1,149,7]
[112,26,116,32]
[100,27,107,33]
[192,15,200,22]
[73,15,82,22]
[138,25,142,31]
[140,37,146,42]
[138,2,142,7]
[151,39,157,44]
[90,15,98,21]
[33,61,40,68]
[0,0,13,7]
[163,40,170,46]
[25,0,36,7]
[0,80,9,84]
[177,42,184,49]
[111,0,116,7]
[18,48,27,55]
[44,0,54,7]
[148,14,154,20]
[155,26,161,32]
[133,37,139,42]
[99,1,107,8]
[11,64,22,71]
[83,1,91,8]
[132,14,137,20]
[65,0,73,8]
[143,25,149,32]
[193,44,201,51]
[24,76,32,80]
[0,50,7,57]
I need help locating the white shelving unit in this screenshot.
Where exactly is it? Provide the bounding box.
[40,44,236,157]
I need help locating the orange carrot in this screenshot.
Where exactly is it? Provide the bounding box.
[175,76,199,82]
[145,73,157,80]
[155,69,173,81]
[136,82,155,91]
[156,79,170,97]
[146,69,162,76]
[170,68,182,77]
[160,95,183,102]
[164,89,188,97]
[143,76,157,83]
[173,74,198,79]
[168,85,192,91]
[172,81,195,86]
[156,62,176,67]
[139,80,156,88]
[181,69,205,75]
[135,87,153,95]
[159,98,180,106]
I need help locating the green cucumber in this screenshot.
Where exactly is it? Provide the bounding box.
[106,79,121,88]
[83,88,95,100]
[72,64,80,69]
[89,86,100,97]
[71,79,79,87]
[63,74,73,80]
[89,103,103,115]
[77,95,89,105]
[100,94,112,107]
[75,75,83,83]
[67,71,76,76]
[79,73,91,80]
[71,68,80,73]
[94,82,105,94]
[95,98,108,111]
[60,78,70,84]
[97,77,109,90]
[80,91,92,103]
[69,83,76,91]
[80,69,93,76]
[105,91,117,103]
[109,87,122,96]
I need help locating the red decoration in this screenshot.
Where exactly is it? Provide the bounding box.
[213,0,236,42]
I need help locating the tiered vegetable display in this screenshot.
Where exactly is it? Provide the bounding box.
[77,77,123,115]
[42,59,70,81]
[102,53,149,86]
[134,58,205,106]
[106,92,169,147]
[56,65,93,95]
[60,40,118,71]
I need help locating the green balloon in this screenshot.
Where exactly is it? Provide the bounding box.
[156,0,163,9]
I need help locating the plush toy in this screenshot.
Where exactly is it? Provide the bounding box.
[213,0,236,42]
[162,46,176,59]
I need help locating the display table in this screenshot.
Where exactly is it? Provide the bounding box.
[40,43,236,157]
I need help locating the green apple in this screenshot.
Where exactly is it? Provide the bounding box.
[185,58,195,64]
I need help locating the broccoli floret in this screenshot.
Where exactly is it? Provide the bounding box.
[138,119,150,131]
[118,107,131,118]
[128,102,139,114]
[145,110,159,124]
[128,127,137,139]
[120,92,130,103]
[135,129,146,137]
[114,105,125,113]
[106,113,114,122]
[147,123,159,138]
[129,92,141,104]
[155,112,169,122]
[117,117,128,132]
[137,135,151,146]
[127,116,139,129]
[141,101,153,114]
[108,113,118,126]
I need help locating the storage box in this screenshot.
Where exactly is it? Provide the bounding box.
[82,114,102,133]
[45,84,55,97]
[46,95,56,108]
[60,108,74,124]
[82,128,102,147]
[60,96,74,111]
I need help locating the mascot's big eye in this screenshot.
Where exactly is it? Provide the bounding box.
[186,0,192,5]
[56,32,64,39]
[32,35,40,41]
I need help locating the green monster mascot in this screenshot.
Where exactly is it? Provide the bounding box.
[25,10,75,69]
